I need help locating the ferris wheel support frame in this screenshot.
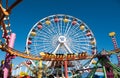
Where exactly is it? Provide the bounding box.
[3,33,16,78]
[64,61,68,78]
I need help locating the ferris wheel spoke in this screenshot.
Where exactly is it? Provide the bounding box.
[71,48,78,53]
[67,24,79,37]
[54,23,60,36]
[36,37,51,42]
[64,20,70,35]
[55,22,60,36]
[43,45,54,53]
[30,45,53,54]
[43,23,54,33]
[37,33,51,39]
[68,24,80,37]
[73,40,90,43]
[36,37,50,41]
[76,46,90,51]
[30,44,44,47]
[34,40,50,44]
[73,32,83,37]
[32,41,51,44]
[72,42,89,46]
[31,43,52,48]
[49,20,57,34]
[47,48,54,54]
[40,27,53,37]
[73,37,88,42]
[65,22,73,36]
[60,18,63,35]
[62,21,66,35]
[46,27,55,36]
[74,37,89,40]
[65,22,72,36]
[70,30,84,38]
[81,46,90,51]
[43,45,54,52]
[71,45,81,51]
[35,37,50,41]
[67,23,81,35]
[57,19,61,34]
[73,42,89,45]
[38,29,52,36]
[72,47,84,53]
[72,31,83,38]
[51,20,59,35]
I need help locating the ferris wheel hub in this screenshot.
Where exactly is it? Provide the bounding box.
[58,36,66,43]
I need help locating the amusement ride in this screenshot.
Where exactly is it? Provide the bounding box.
[0,0,120,78]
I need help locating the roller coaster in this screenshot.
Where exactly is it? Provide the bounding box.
[0,0,120,78]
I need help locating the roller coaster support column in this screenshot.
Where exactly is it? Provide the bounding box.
[99,55,114,78]
[38,60,42,78]
[3,33,16,78]
[87,58,101,78]
[102,66,107,78]
[109,32,120,66]
[64,61,68,78]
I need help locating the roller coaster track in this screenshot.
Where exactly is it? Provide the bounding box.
[0,44,42,60]
[108,62,120,72]
[0,0,22,22]
[0,44,120,61]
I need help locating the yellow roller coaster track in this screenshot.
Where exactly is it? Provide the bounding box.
[0,44,120,61]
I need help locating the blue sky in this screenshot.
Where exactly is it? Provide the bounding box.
[0,0,120,74]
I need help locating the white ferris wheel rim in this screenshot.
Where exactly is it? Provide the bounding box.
[26,14,96,55]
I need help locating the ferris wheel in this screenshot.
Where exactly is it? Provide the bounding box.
[26,14,97,68]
